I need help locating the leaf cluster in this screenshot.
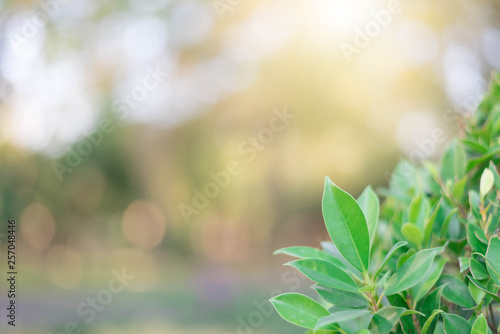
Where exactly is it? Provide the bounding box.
[271,75,500,334]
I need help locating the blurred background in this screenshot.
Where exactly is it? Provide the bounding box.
[0,0,499,333]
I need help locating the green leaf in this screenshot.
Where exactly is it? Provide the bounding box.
[442,313,472,334]
[321,241,363,279]
[412,260,447,302]
[470,258,489,280]
[383,247,442,296]
[440,208,458,238]
[438,275,476,308]
[421,310,443,334]
[451,176,467,202]
[374,241,408,278]
[401,223,422,248]
[468,280,486,304]
[315,309,372,330]
[396,249,415,269]
[467,224,488,254]
[408,194,429,230]
[423,199,442,247]
[369,307,407,334]
[274,246,346,269]
[441,140,466,182]
[313,285,368,308]
[459,257,470,273]
[419,285,446,331]
[269,293,332,329]
[471,314,488,334]
[486,236,500,286]
[468,275,500,303]
[286,259,358,292]
[322,177,370,273]
[357,185,380,247]
[480,168,495,198]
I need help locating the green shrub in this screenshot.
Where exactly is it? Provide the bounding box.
[270,75,500,334]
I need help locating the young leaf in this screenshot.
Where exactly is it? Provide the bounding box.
[486,235,500,286]
[401,223,422,247]
[383,247,442,296]
[440,140,466,182]
[369,307,407,334]
[470,258,489,280]
[467,224,488,255]
[480,168,495,198]
[269,293,332,329]
[322,177,370,273]
[471,314,488,334]
[442,313,472,334]
[313,285,368,308]
[408,194,429,230]
[421,310,443,334]
[374,241,408,278]
[274,246,346,269]
[438,275,476,308]
[423,199,442,247]
[286,259,359,292]
[357,185,380,246]
[315,309,372,330]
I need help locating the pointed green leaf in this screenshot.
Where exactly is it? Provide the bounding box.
[313,285,368,308]
[322,177,370,273]
[315,309,372,330]
[440,208,458,238]
[470,258,489,280]
[441,140,466,182]
[286,259,358,292]
[442,313,472,334]
[421,310,443,334]
[408,194,429,230]
[438,275,475,308]
[471,314,488,334]
[467,224,488,254]
[383,247,442,296]
[423,199,442,247]
[274,246,346,269]
[468,275,500,303]
[357,186,380,246]
[412,260,447,302]
[270,293,332,329]
[374,241,408,278]
[486,236,500,286]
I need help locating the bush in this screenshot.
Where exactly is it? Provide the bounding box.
[270,75,500,334]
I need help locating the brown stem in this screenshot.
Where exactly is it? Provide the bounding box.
[406,295,421,334]
[489,303,497,333]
